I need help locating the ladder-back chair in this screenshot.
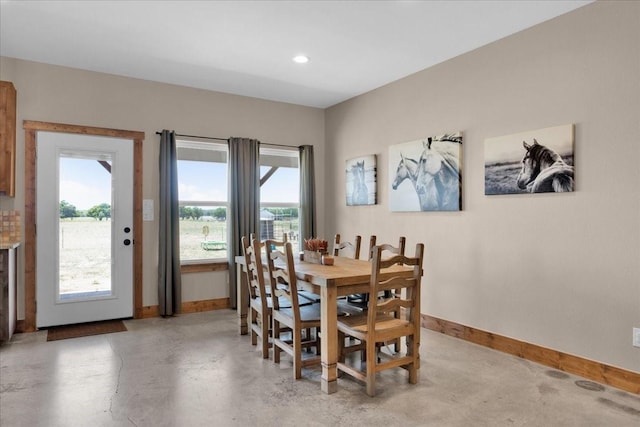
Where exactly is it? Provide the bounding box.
[337,243,424,396]
[265,240,322,379]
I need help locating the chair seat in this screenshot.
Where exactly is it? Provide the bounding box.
[337,300,365,316]
[266,284,315,306]
[338,312,414,340]
[276,302,322,323]
[251,295,293,310]
[273,299,361,319]
[298,290,321,303]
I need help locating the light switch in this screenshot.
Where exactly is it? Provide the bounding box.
[143,199,154,221]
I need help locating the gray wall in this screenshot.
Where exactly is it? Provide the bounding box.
[324,1,639,372]
[0,57,326,313]
[1,0,637,374]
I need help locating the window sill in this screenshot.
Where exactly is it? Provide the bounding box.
[181,260,228,274]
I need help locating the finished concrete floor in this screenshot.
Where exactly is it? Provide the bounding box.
[1,310,639,426]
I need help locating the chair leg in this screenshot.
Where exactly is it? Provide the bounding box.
[408,334,418,384]
[315,327,321,355]
[365,339,377,397]
[260,311,270,359]
[338,331,345,363]
[293,329,302,379]
[393,337,400,353]
[273,318,281,364]
[250,308,258,346]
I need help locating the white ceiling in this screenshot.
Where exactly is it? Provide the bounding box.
[0,0,593,108]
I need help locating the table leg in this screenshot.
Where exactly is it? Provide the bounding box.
[236,263,248,335]
[320,285,338,394]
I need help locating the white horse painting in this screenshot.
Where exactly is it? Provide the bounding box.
[346,155,377,206]
[389,133,462,211]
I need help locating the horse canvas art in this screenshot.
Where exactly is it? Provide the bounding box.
[345,155,377,206]
[485,124,574,195]
[389,132,462,211]
[517,139,574,192]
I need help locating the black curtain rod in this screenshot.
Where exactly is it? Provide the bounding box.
[155,131,307,148]
[155,131,227,142]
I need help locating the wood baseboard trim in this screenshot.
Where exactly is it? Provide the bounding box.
[421,314,639,395]
[141,305,160,319]
[15,320,25,334]
[181,262,229,274]
[15,298,231,329]
[181,298,231,313]
[141,298,231,319]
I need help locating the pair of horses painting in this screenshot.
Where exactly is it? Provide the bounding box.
[484,124,574,195]
[390,133,462,211]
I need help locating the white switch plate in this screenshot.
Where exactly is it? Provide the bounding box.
[633,328,640,348]
[143,199,154,221]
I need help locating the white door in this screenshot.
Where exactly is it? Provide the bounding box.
[36,132,133,328]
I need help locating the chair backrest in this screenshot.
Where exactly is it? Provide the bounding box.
[265,240,302,313]
[367,235,377,260]
[333,233,362,259]
[251,232,287,258]
[367,243,424,328]
[366,235,405,260]
[251,231,288,245]
[241,236,269,307]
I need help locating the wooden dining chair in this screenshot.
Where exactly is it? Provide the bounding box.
[333,233,362,259]
[376,236,407,351]
[241,235,272,359]
[366,235,377,261]
[377,236,406,260]
[347,236,406,309]
[338,235,370,309]
[337,243,424,397]
[260,234,321,305]
[265,240,322,379]
[250,232,287,262]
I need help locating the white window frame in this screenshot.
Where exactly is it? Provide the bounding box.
[175,141,301,264]
[176,139,228,264]
[259,146,300,250]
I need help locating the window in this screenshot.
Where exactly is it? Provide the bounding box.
[176,141,300,264]
[176,140,228,262]
[260,147,300,251]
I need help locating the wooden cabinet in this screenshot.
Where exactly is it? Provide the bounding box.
[0,81,17,197]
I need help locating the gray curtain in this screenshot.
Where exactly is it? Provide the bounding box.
[158,130,182,316]
[227,137,260,309]
[299,145,316,241]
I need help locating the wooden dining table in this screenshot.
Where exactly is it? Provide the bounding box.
[235,253,416,394]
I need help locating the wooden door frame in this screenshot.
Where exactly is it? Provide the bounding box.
[23,121,144,331]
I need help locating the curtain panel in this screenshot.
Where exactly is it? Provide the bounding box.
[158,130,182,316]
[299,145,316,241]
[227,137,260,309]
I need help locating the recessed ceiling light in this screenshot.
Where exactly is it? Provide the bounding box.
[292,55,309,64]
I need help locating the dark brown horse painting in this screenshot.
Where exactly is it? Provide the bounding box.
[484,124,574,195]
[516,139,574,193]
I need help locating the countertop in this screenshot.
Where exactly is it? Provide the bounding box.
[0,242,20,250]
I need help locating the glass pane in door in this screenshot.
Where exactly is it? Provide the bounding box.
[58,155,113,301]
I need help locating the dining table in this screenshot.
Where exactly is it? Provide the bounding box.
[235,253,417,394]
